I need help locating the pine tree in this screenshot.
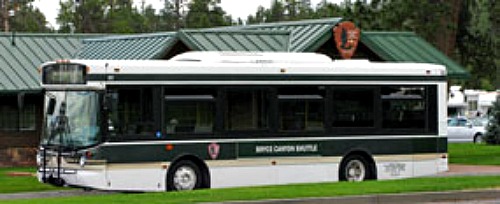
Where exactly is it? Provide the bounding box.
[485,95,500,144]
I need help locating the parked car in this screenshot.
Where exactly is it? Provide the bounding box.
[447,117,486,143]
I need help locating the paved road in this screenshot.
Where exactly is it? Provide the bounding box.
[216,189,500,204]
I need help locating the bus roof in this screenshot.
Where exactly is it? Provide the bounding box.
[40,52,447,87]
[170,51,334,64]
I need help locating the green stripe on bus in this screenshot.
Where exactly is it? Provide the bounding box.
[95,137,447,163]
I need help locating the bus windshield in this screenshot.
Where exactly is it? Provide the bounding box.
[41,91,101,149]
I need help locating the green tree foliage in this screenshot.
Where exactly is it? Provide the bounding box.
[485,96,500,144]
[1,0,49,32]
[246,0,313,24]
[246,6,267,24]
[57,0,107,33]
[56,0,232,32]
[107,1,145,33]
[158,0,180,31]
[141,4,160,33]
[185,0,230,29]
[456,0,498,90]
[313,0,343,19]
[12,4,49,32]
[266,1,286,22]
[57,0,155,33]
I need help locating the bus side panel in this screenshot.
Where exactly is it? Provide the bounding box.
[375,159,414,180]
[105,164,166,191]
[209,166,278,188]
[74,168,108,190]
[276,163,338,184]
[209,162,339,188]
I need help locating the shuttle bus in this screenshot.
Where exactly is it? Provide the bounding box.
[37,51,448,191]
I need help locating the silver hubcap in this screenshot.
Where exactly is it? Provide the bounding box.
[345,160,366,182]
[173,166,197,190]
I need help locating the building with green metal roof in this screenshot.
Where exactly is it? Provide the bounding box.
[0,18,470,166]
[77,18,469,79]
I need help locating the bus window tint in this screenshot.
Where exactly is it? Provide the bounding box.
[278,87,324,132]
[382,86,426,129]
[332,88,374,127]
[225,89,268,131]
[164,88,216,134]
[110,88,155,136]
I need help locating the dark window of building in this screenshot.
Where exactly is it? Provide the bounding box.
[382,86,426,129]
[225,89,269,131]
[19,102,36,131]
[332,88,374,127]
[278,87,324,132]
[164,88,216,134]
[0,94,37,131]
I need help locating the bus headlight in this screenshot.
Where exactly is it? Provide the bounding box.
[79,155,86,167]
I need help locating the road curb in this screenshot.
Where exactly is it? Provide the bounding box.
[216,189,500,204]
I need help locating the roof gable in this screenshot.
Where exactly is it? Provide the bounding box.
[215,18,342,52]
[361,32,469,79]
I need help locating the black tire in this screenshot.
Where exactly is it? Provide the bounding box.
[167,160,202,191]
[474,134,483,144]
[339,155,373,182]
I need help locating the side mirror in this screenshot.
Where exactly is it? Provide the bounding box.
[47,98,56,115]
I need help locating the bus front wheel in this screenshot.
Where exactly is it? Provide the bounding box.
[167,160,202,191]
[339,155,373,182]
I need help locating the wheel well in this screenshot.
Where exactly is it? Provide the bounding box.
[168,155,211,189]
[340,150,377,180]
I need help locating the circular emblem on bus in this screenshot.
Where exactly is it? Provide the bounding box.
[208,143,220,160]
[333,21,361,59]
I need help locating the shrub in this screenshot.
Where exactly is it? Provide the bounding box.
[485,94,500,144]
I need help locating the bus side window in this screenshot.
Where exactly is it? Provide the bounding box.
[278,87,324,132]
[164,88,216,135]
[332,88,375,128]
[108,87,155,137]
[225,89,269,131]
[382,86,426,129]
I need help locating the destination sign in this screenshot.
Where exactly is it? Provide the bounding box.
[255,144,318,154]
[239,142,321,157]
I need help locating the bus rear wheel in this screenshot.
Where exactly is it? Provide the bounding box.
[339,155,373,182]
[167,160,202,191]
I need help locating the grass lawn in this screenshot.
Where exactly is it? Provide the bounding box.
[1,175,500,204]
[448,143,500,165]
[0,168,62,194]
[0,143,499,202]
